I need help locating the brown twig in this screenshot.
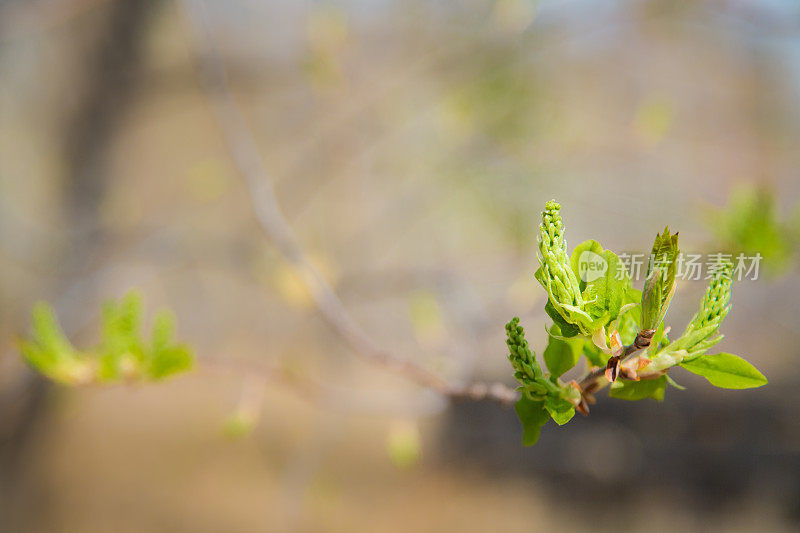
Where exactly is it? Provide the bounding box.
[578,329,656,390]
[179,0,517,406]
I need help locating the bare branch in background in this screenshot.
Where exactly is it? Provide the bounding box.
[178,0,517,406]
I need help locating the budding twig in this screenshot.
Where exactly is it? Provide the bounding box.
[578,329,656,391]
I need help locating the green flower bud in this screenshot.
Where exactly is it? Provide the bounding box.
[505,317,577,411]
[654,259,733,361]
[693,260,733,330]
[506,317,546,398]
[506,317,541,380]
[538,201,583,309]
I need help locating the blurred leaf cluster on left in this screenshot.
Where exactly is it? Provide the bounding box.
[20,291,194,386]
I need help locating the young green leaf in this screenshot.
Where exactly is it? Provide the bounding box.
[99,292,145,380]
[664,324,717,355]
[570,239,604,292]
[641,227,679,331]
[641,268,664,330]
[609,376,666,401]
[680,353,767,389]
[31,303,74,359]
[581,249,630,325]
[614,304,641,346]
[582,339,609,367]
[147,344,193,380]
[514,396,550,446]
[543,299,580,338]
[151,310,175,351]
[21,303,93,385]
[544,395,576,425]
[641,350,685,374]
[665,374,686,390]
[543,325,583,378]
[146,310,194,380]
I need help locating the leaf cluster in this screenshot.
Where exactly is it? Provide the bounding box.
[706,184,799,273]
[510,200,767,446]
[535,201,640,346]
[20,291,194,386]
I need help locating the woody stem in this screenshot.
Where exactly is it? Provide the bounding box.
[578,329,656,389]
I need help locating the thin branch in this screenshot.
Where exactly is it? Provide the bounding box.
[578,329,656,390]
[202,358,451,416]
[179,0,517,406]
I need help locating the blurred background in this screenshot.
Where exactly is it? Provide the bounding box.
[1,0,800,531]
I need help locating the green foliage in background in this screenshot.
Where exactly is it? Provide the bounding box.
[706,184,799,273]
[20,291,194,385]
[507,200,766,446]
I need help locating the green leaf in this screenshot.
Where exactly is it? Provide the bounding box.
[609,376,666,401]
[624,286,643,307]
[680,353,767,389]
[665,374,686,390]
[665,324,718,355]
[31,303,74,360]
[543,325,583,378]
[582,339,609,367]
[147,345,193,380]
[647,227,680,279]
[545,404,575,425]
[613,305,640,345]
[514,397,550,446]
[646,320,669,353]
[570,239,604,291]
[23,303,93,385]
[582,249,630,324]
[642,349,686,374]
[99,291,146,379]
[544,299,580,337]
[641,228,679,330]
[147,310,193,380]
[544,395,576,426]
[151,310,175,351]
[641,269,663,330]
[568,240,632,327]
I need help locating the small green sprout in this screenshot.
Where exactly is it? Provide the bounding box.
[20,291,194,386]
